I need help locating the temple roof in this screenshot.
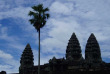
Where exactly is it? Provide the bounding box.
[66,33,82,61]
[20,43,34,70]
[86,33,99,49]
[85,33,102,63]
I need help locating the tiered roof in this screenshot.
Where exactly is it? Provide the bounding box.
[85,33,102,64]
[66,33,82,61]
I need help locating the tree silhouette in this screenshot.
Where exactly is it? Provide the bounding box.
[28,4,50,74]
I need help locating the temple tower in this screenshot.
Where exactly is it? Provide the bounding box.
[85,33,102,67]
[66,33,83,62]
[19,43,34,74]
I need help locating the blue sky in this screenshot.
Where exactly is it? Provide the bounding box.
[0,0,110,73]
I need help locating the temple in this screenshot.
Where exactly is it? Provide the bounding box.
[19,33,110,74]
[19,43,34,74]
[85,33,102,67]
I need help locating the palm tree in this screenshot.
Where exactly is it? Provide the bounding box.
[28,4,50,74]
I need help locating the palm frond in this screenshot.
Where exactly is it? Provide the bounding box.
[29,19,35,24]
[32,6,38,11]
[38,4,43,11]
[32,4,43,12]
[29,11,39,19]
[45,14,50,19]
[44,8,49,12]
[29,4,50,31]
[28,11,35,16]
[43,20,46,26]
[33,22,41,31]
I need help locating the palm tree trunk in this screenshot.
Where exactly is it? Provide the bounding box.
[38,29,40,74]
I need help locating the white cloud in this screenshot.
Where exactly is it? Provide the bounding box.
[0,0,110,73]
[33,49,65,66]
[0,25,17,42]
[33,49,51,65]
[50,1,74,15]
[0,65,12,72]
[0,26,16,43]
[0,50,19,73]
[0,50,13,59]
[0,25,26,73]
[0,6,31,20]
[41,17,80,54]
[8,43,25,50]
[41,0,110,61]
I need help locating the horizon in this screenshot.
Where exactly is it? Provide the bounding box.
[0,0,110,73]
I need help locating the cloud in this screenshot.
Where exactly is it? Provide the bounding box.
[0,26,8,37]
[0,65,12,73]
[0,50,13,59]
[0,25,26,73]
[33,49,50,65]
[33,49,65,65]
[50,1,74,15]
[41,17,80,53]
[0,25,15,43]
[0,50,19,73]
[0,6,31,20]
[8,43,25,51]
[0,0,38,11]
[41,0,110,62]
[0,25,19,43]
[0,0,110,73]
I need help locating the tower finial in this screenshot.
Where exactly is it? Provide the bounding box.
[70,32,76,39]
[90,33,95,38]
[25,43,31,49]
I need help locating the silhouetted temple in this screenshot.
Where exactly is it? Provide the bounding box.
[19,33,110,74]
[19,44,34,74]
[85,33,102,67]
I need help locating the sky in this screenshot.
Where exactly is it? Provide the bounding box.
[0,0,110,73]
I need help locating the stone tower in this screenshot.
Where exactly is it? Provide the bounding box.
[66,33,83,62]
[19,43,34,74]
[85,33,102,67]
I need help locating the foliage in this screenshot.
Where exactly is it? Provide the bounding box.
[28,4,50,31]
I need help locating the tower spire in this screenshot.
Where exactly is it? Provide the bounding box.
[25,43,31,49]
[19,43,34,74]
[66,33,83,61]
[85,33,102,67]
